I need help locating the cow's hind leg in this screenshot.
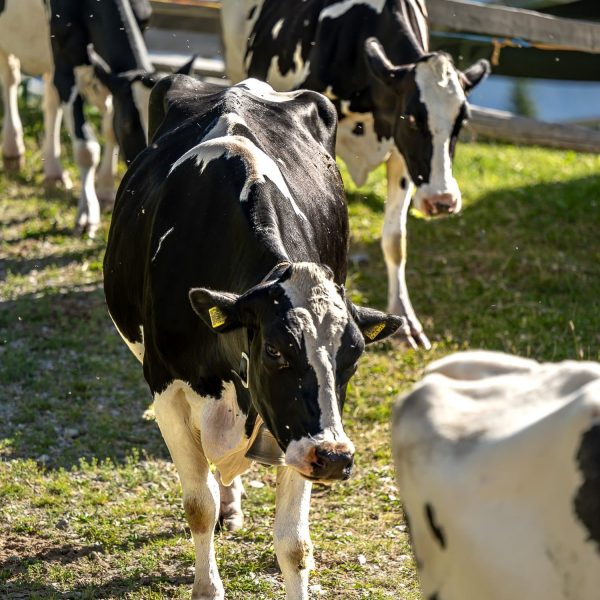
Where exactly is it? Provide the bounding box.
[63,90,101,238]
[41,72,72,190]
[96,96,119,210]
[382,149,431,350]
[274,466,313,600]
[0,52,25,172]
[153,384,224,600]
[217,474,244,532]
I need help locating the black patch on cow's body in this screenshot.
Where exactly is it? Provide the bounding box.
[428,594,439,600]
[425,503,446,549]
[574,424,600,552]
[247,5,257,20]
[400,177,407,190]
[0,1,6,15]
[352,122,364,136]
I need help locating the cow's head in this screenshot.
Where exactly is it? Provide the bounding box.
[88,46,195,164]
[189,263,403,482]
[365,38,489,217]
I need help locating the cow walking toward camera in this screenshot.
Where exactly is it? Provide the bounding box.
[104,74,402,599]
[221,0,490,348]
[392,351,600,600]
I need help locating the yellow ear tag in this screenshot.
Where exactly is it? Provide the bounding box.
[209,306,227,328]
[364,322,386,340]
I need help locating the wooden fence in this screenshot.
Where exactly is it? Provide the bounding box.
[147,0,600,153]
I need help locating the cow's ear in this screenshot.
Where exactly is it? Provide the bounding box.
[365,37,412,88]
[349,303,405,344]
[176,54,197,76]
[460,59,491,93]
[88,44,122,92]
[189,288,244,333]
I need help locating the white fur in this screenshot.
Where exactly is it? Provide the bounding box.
[412,55,465,212]
[131,80,151,141]
[108,314,145,363]
[381,149,423,339]
[393,351,600,600]
[169,98,307,219]
[153,381,224,600]
[280,264,355,472]
[319,0,386,21]
[266,42,310,91]
[151,227,175,263]
[272,18,285,39]
[274,467,313,600]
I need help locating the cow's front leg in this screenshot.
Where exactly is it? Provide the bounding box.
[154,385,224,600]
[0,52,25,172]
[274,467,313,600]
[382,149,431,349]
[217,474,244,531]
[41,72,72,189]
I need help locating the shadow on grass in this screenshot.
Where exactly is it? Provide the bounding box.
[349,173,600,360]
[0,286,167,470]
[0,247,101,281]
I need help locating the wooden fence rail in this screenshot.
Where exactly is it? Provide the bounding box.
[146,0,600,153]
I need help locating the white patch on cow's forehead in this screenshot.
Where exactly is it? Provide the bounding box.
[169,115,306,219]
[413,55,464,200]
[234,78,304,103]
[319,0,386,21]
[281,264,349,436]
[131,80,151,141]
[415,55,465,135]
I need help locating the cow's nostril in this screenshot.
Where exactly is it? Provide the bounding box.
[312,448,354,480]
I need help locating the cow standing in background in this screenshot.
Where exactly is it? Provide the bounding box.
[221,0,490,349]
[0,0,154,238]
[104,74,403,599]
[392,351,600,600]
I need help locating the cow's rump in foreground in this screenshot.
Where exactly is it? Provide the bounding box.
[392,351,600,600]
[104,75,402,599]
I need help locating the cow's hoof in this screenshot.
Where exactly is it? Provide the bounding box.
[392,329,431,351]
[219,511,244,532]
[44,172,73,191]
[3,154,24,173]
[97,188,116,212]
[74,219,99,240]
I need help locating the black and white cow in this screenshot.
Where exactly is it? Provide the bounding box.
[104,74,403,599]
[392,351,600,600]
[0,0,155,237]
[221,0,490,349]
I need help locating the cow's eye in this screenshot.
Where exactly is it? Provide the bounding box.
[265,343,281,359]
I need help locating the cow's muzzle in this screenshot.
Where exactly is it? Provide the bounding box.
[310,444,354,481]
[421,193,459,217]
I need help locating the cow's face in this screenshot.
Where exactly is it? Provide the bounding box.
[189,263,403,482]
[365,38,489,217]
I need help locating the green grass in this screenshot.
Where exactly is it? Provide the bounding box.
[1,118,600,599]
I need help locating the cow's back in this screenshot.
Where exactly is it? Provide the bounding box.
[105,76,347,393]
[392,351,600,600]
